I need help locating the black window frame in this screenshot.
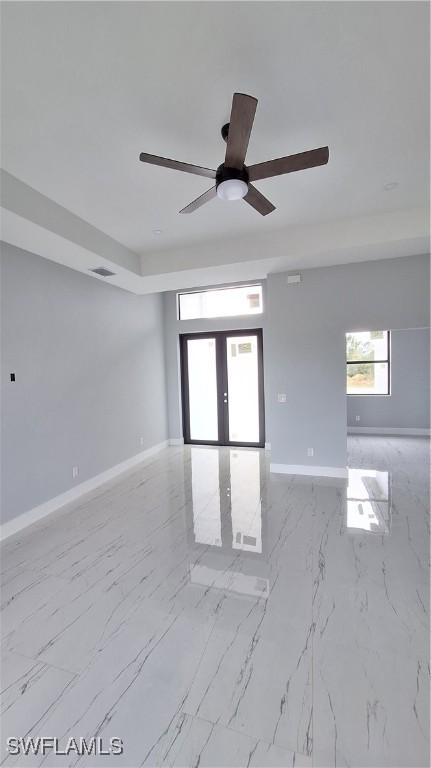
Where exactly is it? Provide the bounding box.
[346,330,391,397]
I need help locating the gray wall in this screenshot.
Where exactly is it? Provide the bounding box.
[265,254,430,468]
[347,327,430,429]
[164,255,429,470]
[1,243,168,523]
[265,270,347,468]
[163,254,430,470]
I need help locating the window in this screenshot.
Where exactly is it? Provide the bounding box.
[178,285,263,321]
[346,331,390,395]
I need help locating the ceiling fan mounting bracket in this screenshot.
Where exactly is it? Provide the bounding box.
[216,163,249,189]
[221,123,230,143]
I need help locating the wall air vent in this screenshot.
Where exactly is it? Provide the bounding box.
[90,267,116,277]
[287,273,301,285]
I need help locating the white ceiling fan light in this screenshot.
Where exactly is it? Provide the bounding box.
[216,178,248,201]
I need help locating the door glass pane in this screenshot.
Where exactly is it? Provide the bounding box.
[226,335,260,443]
[187,338,218,441]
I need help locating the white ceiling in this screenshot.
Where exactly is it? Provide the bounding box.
[1,1,429,291]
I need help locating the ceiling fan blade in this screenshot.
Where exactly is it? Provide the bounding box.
[179,186,217,214]
[244,184,275,216]
[248,146,329,182]
[224,93,258,170]
[139,153,216,179]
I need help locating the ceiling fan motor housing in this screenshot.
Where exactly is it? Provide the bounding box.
[216,163,249,190]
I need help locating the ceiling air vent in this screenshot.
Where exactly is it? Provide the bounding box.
[90,267,116,277]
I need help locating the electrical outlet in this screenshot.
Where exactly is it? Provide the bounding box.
[140,436,145,447]
[307,448,314,457]
[355,415,361,422]
[277,393,287,403]
[72,466,79,479]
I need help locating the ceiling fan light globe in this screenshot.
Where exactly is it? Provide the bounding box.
[216,179,248,201]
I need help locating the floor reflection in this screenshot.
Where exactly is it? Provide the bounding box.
[190,447,222,547]
[230,450,262,553]
[189,563,270,599]
[189,446,265,554]
[346,468,391,534]
[186,448,393,600]
[188,446,268,599]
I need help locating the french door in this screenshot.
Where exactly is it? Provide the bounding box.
[180,329,265,447]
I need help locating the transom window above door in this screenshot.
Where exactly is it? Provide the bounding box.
[178,285,263,320]
[346,330,390,395]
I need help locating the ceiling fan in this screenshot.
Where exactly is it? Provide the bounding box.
[139,93,329,216]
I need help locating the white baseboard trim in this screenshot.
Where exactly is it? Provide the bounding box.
[0,440,169,542]
[169,437,184,446]
[270,463,348,479]
[348,426,430,437]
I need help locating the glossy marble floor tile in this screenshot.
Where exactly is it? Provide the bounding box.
[0,437,429,767]
[142,712,311,768]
